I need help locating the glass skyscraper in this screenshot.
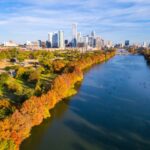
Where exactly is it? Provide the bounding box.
[72,23,77,47]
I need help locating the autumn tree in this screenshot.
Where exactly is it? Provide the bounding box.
[28,70,40,83]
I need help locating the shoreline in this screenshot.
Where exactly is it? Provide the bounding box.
[0,51,115,150]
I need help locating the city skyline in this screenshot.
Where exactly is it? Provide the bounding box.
[0,0,150,43]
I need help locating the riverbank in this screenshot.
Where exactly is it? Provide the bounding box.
[0,51,115,150]
[21,54,150,150]
[142,50,150,63]
[127,47,150,62]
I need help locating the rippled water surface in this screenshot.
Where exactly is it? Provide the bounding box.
[21,55,150,150]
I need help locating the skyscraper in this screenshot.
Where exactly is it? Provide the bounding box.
[58,30,64,49]
[52,32,59,48]
[91,31,96,37]
[48,31,64,48]
[77,32,81,43]
[143,42,147,48]
[125,40,130,47]
[72,23,77,47]
[48,32,53,47]
[38,40,42,47]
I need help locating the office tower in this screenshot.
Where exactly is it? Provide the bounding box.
[46,41,51,48]
[88,36,94,47]
[88,35,97,48]
[58,30,64,48]
[106,40,113,48]
[91,31,96,37]
[125,40,130,47]
[65,40,68,45]
[38,40,42,47]
[81,35,89,46]
[95,37,101,49]
[143,42,147,48]
[48,32,53,47]
[52,32,59,48]
[72,23,77,47]
[77,32,81,43]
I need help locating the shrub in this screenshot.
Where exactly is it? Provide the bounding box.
[52,60,66,73]
[28,70,40,83]
[34,84,42,96]
[0,140,17,150]
[0,100,16,119]
[7,80,23,94]
[16,67,26,79]
[0,73,9,85]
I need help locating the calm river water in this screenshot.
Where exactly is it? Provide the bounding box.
[21,54,150,150]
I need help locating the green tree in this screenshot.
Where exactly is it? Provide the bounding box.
[28,70,40,83]
[0,73,9,85]
[0,140,16,150]
[16,67,26,79]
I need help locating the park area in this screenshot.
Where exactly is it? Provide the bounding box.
[0,48,104,119]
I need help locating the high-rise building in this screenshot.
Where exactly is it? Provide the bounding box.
[48,31,64,48]
[72,23,77,47]
[105,40,113,48]
[143,42,147,48]
[88,35,97,48]
[46,41,51,48]
[77,32,81,43]
[38,40,42,47]
[81,35,89,46]
[88,36,94,47]
[65,40,68,45]
[95,37,101,49]
[58,30,64,48]
[52,32,59,48]
[91,31,96,37]
[48,32,53,47]
[125,40,130,47]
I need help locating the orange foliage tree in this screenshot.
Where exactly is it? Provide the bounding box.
[0,51,115,150]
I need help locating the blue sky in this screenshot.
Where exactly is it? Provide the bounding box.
[0,0,150,44]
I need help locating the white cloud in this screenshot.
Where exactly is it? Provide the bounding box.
[0,0,149,43]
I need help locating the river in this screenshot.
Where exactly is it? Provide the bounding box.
[21,54,150,150]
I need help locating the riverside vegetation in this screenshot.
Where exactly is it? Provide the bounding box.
[0,48,115,150]
[128,47,150,62]
[141,49,150,63]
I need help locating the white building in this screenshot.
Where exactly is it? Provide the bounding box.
[81,35,89,46]
[77,32,81,43]
[4,41,18,47]
[48,32,53,47]
[72,23,77,47]
[58,30,64,49]
[48,31,64,48]
[25,41,39,49]
[142,42,147,48]
[105,40,113,48]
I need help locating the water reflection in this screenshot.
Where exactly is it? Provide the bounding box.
[21,100,70,150]
[21,55,150,150]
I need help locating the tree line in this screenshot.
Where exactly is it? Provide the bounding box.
[0,50,115,150]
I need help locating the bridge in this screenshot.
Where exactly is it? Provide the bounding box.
[116,49,130,55]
